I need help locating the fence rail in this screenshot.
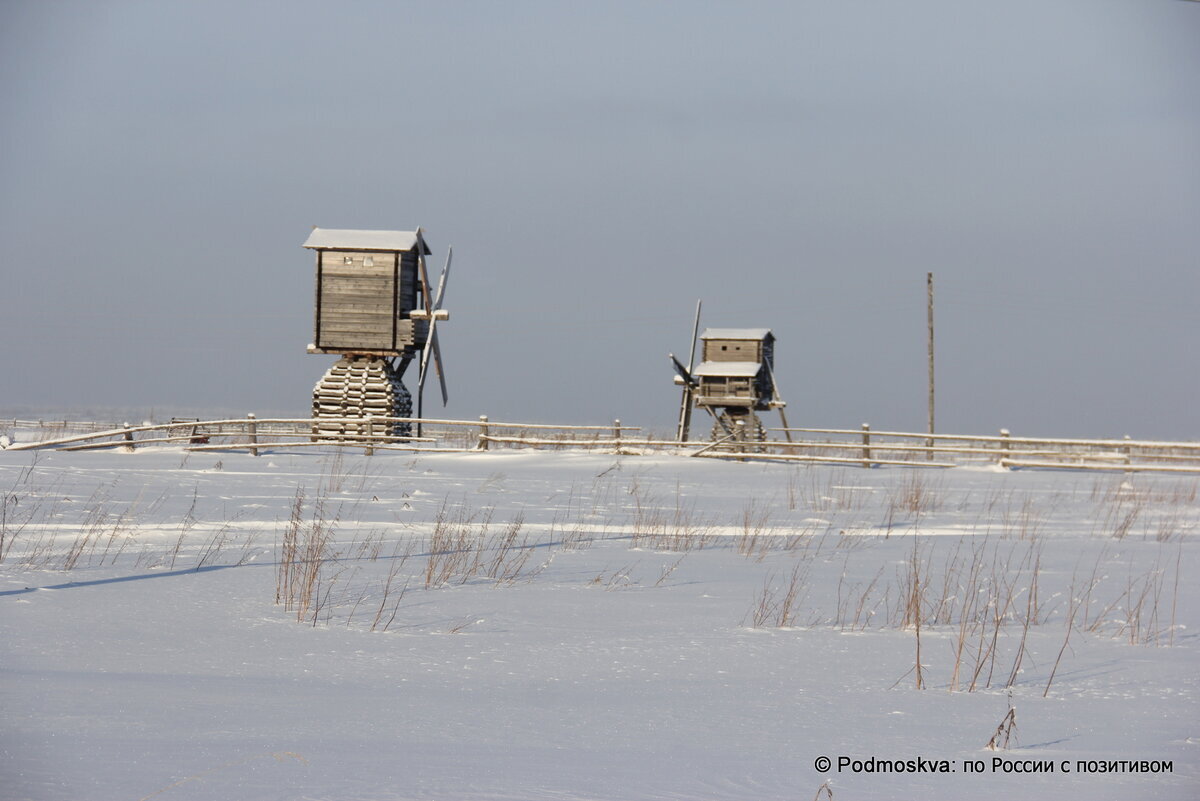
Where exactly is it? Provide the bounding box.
[2,415,1199,475]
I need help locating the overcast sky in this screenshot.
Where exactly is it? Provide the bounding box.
[2,0,1197,438]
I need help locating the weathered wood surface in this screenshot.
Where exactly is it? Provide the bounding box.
[320,250,397,271]
[317,299,395,314]
[311,356,413,439]
[703,340,763,362]
[320,281,395,299]
[318,322,395,337]
[1001,459,1200,474]
[14,416,1198,474]
[774,427,1200,450]
[319,264,395,280]
[693,451,958,468]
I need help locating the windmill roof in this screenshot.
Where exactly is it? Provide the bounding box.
[694,361,763,377]
[303,228,431,253]
[700,328,773,341]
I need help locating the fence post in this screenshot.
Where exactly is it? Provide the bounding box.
[998,428,1010,466]
[247,413,259,457]
[478,415,489,451]
[735,419,746,461]
[122,423,134,453]
[861,423,872,468]
[1123,434,1132,473]
[364,416,375,456]
[613,419,622,452]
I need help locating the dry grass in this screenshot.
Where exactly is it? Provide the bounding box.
[1,453,44,563]
[630,482,717,552]
[737,498,775,560]
[747,562,809,628]
[788,468,869,513]
[369,541,414,632]
[892,471,942,517]
[421,500,542,589]
[275,487,340,624]
[985,700,1018,750]
[586,562,640,590]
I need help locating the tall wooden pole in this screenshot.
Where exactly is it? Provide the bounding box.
[927,272,935,460]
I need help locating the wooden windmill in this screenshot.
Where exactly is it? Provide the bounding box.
[670,303,791,446]
[303,227,451,438]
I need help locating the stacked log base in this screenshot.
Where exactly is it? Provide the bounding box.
[710,410,767,451]
[312,357,412,440]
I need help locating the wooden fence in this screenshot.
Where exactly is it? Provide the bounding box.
[2,416,1199,475]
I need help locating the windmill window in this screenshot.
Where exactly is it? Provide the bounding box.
[343,256,353,265]
[363,256,374,267]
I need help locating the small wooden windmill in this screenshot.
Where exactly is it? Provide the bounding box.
[670,302,791,446]
[303,227,451,438]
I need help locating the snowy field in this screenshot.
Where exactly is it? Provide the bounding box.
[1,444,1197,801]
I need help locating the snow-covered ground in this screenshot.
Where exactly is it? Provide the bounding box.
[2,444,1197,800]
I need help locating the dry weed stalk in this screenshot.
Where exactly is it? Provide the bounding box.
[654,554,687,587]
[274,487,340,624]
[167,487,200,569]
[999,494,1043,540]
[737,499,774,559]
[645,484,716,552]
[589,563,638,590]
[908,541,926,689]
[371,551,410,632]
[948,540,988,691]
[1004,548,1041,688]
[748,563,809,628]
[424,499,492,588]
[985,701,1018,750]
[1044,587,1079,697]
[894,471,941,516]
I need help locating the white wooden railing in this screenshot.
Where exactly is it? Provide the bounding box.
[2,416,1199,474]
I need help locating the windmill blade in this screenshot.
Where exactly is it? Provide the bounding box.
[418,311,450,400]
[670,353,697,443]
[686,299,702,371]
[414,236,454,421]
[418,325,433,391]
[412,228,434,436]
[669,353,697,388]
[430,330,449,405]
[418,346,430,392]
[675,382,693,444]
[414,227,433,314]
[416,327,448,402]
[427,244,452,405]
[432,246,452,310]
[676,299,702,442]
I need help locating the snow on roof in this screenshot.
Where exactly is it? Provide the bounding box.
[694,361,762,377]
[700,328,772,341]
[303,228,431,253]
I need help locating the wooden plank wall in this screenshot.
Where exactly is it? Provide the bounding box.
[703,339,763,362]
[317,250,396,350]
